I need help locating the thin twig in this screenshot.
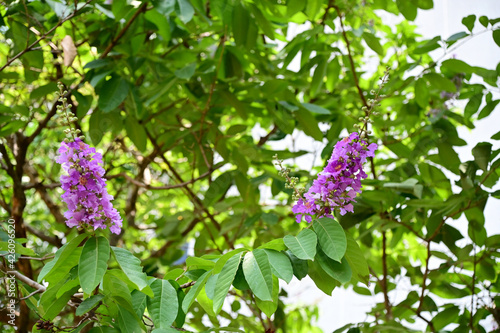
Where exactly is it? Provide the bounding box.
[381,231,392,319]
[332,3,368,110]
[0,0,93,72]
[100,2,149,58]
[20,287,45,300]
[416,241,431,315]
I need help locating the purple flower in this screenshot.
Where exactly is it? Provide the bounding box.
[293,132,377,223]
[56,138,122,234]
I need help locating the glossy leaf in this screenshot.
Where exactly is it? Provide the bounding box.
[147,279,179,328]
[313,217,347,262]
[242,249,273,301]
[283,228,317,260]
[79,236,110,294]
[264,249,293,283]
[97,76,129,112]
[213,252,242,313]
[38,234,87,283]
[112,246,149,291]
[182,271,211,313]
[75,294,104,316]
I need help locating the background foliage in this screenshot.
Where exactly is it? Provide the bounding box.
[0,0,500,332]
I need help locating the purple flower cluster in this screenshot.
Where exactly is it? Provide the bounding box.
[292,133,377,223]
[56,138,122,234]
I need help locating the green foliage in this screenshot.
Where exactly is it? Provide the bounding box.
[0,0,499,332]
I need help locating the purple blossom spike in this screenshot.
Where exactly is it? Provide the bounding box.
[56,138,122,234]
[293,132,377,223]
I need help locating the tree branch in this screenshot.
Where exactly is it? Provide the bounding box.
[257,125,278,147]
[25,224,62,247]
[100,1,149,59]
[332,3,369,110]
[381,231,392,319]
[0,0,93,72]
[416,241,431,315]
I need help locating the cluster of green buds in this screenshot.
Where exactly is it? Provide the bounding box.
[273,154,305,201]
[55,82,84,142]
[355,67,390,139]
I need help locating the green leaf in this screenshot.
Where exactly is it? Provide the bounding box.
[172,280,186,327]
[131,289,148,318]
[424,73,456,92]
[295,108,323,141]
[310,56,328,97]
[307,260,339,295]
[39,282,80,320]
[147,279,179,328]
[249,4,275,39]
[413,0,433,9]
[283,228,317,260]
[30,82,58,100]
[124,117,147,152]
[305,0,322,19]
[414,78,429,108]
[111,247,149,291]
[383,178,423,198]
[87,327,120,333]
[117,305,142,333]
[174,63,196,80]
[414,36,441,54]
[432,306,460,331]
[76,294,104,316]
[257,239,287,252]
[287,0,305,16]
[479,15,489,28]
[68,321,92,333]
[362,32,384,55]
[95,3,115,19]
[396,0,417,20]
[213,252,242,313]
[98,76,129,112]
[316,248,352,284]
[186,256,216,270]
[254,276,279,317]
[472,142,492,171]
[492,29,500,47]
[152,329,181,333]
[441,59,474,74]
[232,3,258,50]
[196,287,216,317]
[464,93,482,119]
[301,103,330,115]
[462,15,476,32]
[242,249,273,301]
[446,31,469,43]
[286,251,308,280]
[437,141,461,173]
[406,199,445,208]
[213,249,247,274]
[182,270,211,313]
[264,249,293,283]
[38,234,87,283]
[203,172,233,206]
[0,120,26,137]
[478,100,500,120]
[0,241,35,256]
[145,9,171,42]
[175,0,194,23]
[232,265,250,291]
[79,236,110,294]
[344,232,370,285]
[312,217,347,262]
